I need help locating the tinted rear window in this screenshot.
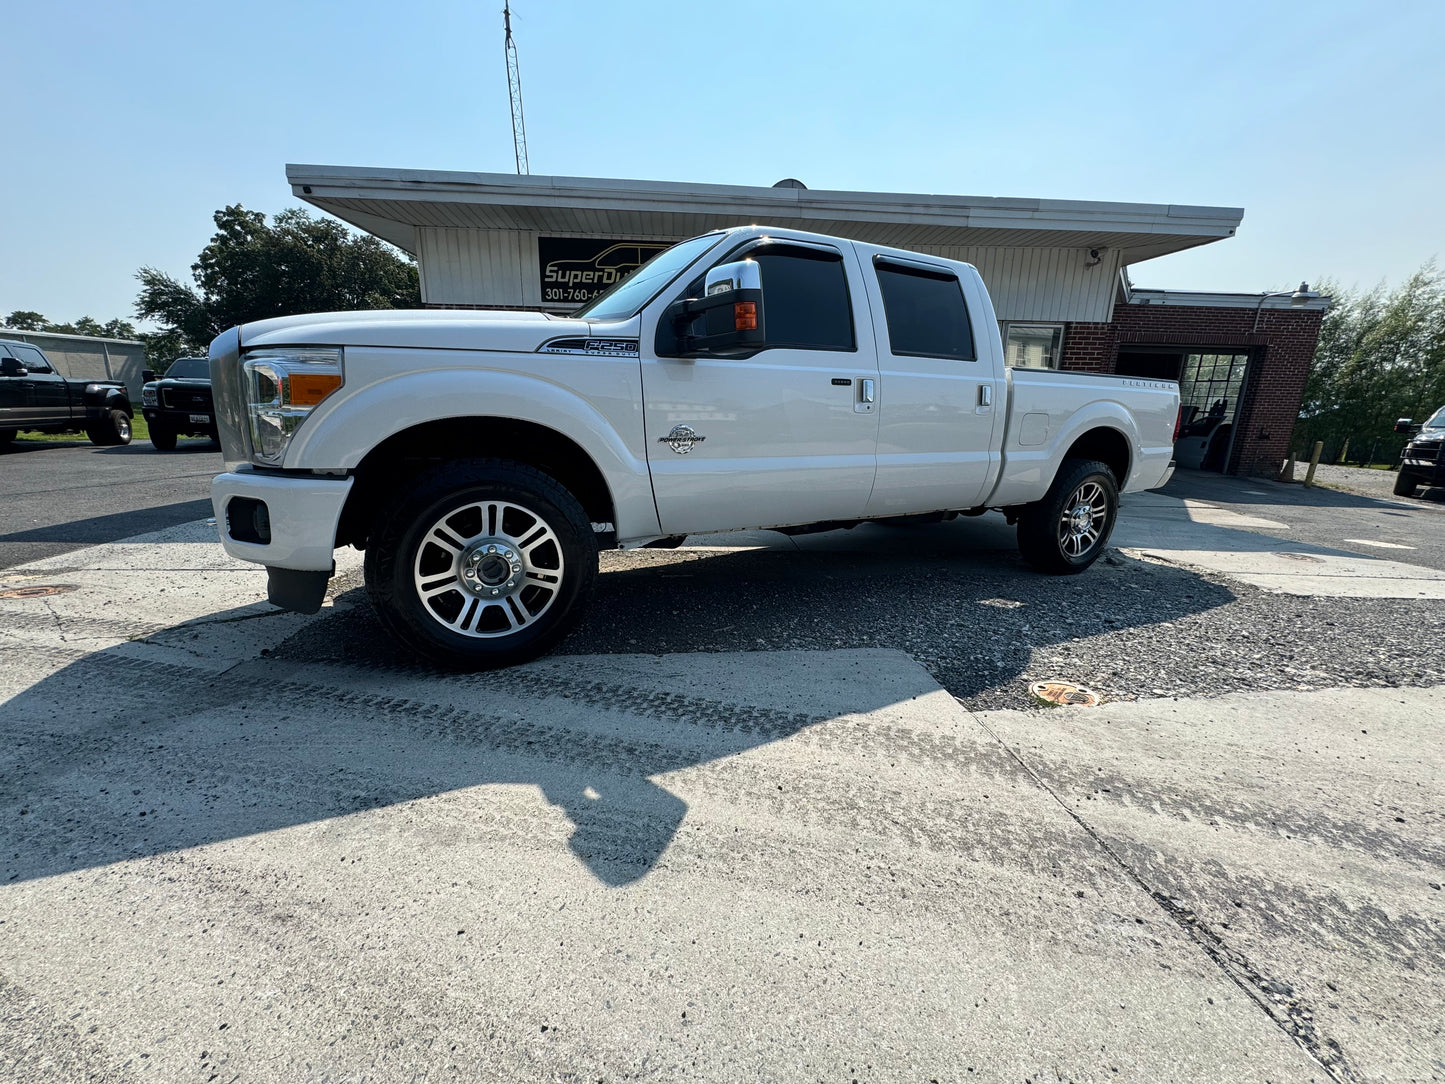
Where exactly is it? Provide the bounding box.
[875,260,976,361]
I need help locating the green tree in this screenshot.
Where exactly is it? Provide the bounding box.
[135,204,421,354]
[3,311,137,339]
[1298,262,1445,464]
[4,310,48,330]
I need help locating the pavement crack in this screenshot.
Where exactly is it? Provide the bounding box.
[40,598,67,643]
[962,698,1362,1084]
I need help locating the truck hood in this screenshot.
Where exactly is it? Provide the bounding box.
[237,309,591,355]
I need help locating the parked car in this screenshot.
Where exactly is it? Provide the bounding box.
[0,338,133,447]
[1394,407,1445,496]
[141,357,217,450]
[207,226,1180,669]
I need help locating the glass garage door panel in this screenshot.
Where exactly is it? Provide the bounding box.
[1175,353,1250,472]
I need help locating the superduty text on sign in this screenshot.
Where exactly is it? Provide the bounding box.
[208,227,1180,668]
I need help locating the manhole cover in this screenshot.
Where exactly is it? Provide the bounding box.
[1274,552,1323,563]
[0,584,78,599]
[1029,681,1101,707]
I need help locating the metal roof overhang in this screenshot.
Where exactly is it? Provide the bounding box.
[287,165,1244,267]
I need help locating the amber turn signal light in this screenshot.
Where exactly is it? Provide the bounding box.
[289,372,343,406]
[733,301,758,331]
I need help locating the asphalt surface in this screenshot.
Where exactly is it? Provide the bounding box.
[0,436,221,570]
[1163,468,1445,573]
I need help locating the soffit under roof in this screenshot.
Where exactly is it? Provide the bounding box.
[288,164,1244,267]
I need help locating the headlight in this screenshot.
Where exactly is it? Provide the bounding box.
[142,383,158,407]
[242,348,344,465]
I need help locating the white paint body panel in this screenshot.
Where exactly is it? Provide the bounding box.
[634,238,881,535]
[210,226,1178,576]
[211,470,352,572]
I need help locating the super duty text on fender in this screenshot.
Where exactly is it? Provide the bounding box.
[208,227,1179,669]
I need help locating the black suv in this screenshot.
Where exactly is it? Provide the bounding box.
[0,338,133,447]
[1394,407,1444,497]
[141,357,216,450]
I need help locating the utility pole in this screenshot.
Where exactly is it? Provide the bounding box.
[503,2,529,175]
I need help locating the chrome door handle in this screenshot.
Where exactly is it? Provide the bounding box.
[978,384,993,407]
[860,378,875,404]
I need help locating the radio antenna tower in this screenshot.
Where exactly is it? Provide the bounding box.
[503,2,529,174]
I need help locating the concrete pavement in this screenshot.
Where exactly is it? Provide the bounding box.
[3,516,1443,1081]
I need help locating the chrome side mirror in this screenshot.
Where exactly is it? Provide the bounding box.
[660,259,766,356]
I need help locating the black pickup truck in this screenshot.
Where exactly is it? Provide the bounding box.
[140,357,216,450]
[1394,407,1444,496]
[0,338,134,447]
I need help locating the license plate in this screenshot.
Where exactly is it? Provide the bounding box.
[189,414,211,424]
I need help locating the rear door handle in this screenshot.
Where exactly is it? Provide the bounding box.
[978,384,992,407]
[860,378,875,403]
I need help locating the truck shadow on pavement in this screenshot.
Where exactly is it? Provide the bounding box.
[3,548,1234,889]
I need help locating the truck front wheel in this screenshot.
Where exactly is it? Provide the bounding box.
[1017,458,1119,574]
[363,459,598,670]
[149,421,177,450]
[1393,469,1417,497]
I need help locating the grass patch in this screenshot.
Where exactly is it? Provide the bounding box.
[14,415,151,444]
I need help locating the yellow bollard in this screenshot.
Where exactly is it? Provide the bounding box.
[1303,441,1324,487]
[1279,448,1297,482]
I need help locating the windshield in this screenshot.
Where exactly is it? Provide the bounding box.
[575,233,725,321]
[165,358,209,379]
[1424,406,1445,430]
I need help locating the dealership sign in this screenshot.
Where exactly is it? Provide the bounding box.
[538,238,670,305]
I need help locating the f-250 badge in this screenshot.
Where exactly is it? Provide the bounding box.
[659,425,706,454]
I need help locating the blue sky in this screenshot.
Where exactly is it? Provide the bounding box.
[4,0,1442,327]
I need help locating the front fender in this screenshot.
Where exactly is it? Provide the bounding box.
[284,367,660,540]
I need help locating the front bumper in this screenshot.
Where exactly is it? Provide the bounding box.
[211,469,353,572]
[144,407,215,431]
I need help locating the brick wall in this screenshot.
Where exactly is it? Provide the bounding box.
[1058,303,1324,476]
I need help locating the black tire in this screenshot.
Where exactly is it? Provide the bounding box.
[364,459,598,670]
[149,422,178,451]
[0,429,13,447]
[1017,458,1119,574]
[1393,469,1417,497]
[86,409,132,446]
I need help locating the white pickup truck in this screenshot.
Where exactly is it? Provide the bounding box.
[208,226,1179,668]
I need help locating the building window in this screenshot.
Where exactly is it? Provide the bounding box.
[1004,324,1064,369]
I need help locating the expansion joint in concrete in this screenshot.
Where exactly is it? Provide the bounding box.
[960,697,1361,1084]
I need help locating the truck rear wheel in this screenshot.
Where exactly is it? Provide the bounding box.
[86,409,132,446]
[1017,458,1118,574]
[364,459,598,670]
[1393,469,1417,497]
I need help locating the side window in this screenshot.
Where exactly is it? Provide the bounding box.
[10,345,53,373]
[750,247,855,351]
[874,260,976,361]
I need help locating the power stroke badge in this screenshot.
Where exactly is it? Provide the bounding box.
[658,425,706,454]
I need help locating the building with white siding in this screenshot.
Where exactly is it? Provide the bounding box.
[288,165,1326,476]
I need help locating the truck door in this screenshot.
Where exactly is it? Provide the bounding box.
[857,255,1004,516]
[8,344,72,423]
[640,240,880,536]
[0,344,29,425]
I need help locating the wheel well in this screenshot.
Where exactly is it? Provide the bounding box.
[1064,426,1131,487]
[336,417,615,549]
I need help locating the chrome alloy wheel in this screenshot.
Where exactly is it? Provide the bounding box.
[411,499,565,637]
[1058,480,1108,558]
